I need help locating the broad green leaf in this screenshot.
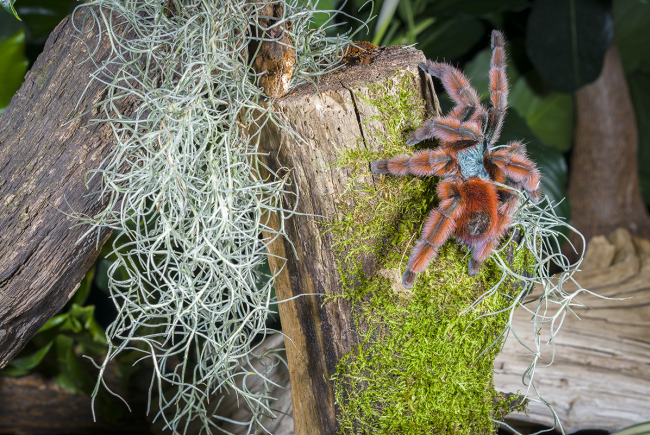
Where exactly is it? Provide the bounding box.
[464,48,492,100]
[310,0,337,30]
[628,72,650,205]
[69,303,107,344]
[0,29,28,113]
[95,258,112,293]
[76,334,107,356]
[1,0,20,20]
[509,77,574,152]
[0,8,23,38]
[420,17,484,61]
[0,341,53,376]
[614,0,650,73]
[610,421,650,435]
[499,110,571,222]
[526,0,613,92]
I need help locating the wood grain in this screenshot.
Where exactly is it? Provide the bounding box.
[255,46,432,434]
[495,228,650,433]
[0,7,132,367]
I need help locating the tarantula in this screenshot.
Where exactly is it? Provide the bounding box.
[371,30,541,289]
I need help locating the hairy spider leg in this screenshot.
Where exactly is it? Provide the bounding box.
[486,141,542,203]
[419,60,483,111]
[468,237,501,276]
[371,148,459,178]
[402,179,465,288]
[408,60,487,147]
[406,116,483,146]
[485,30,509,148]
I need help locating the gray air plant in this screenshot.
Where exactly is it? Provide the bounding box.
[71,0,365,433]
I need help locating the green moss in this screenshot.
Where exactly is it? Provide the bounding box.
[327,72,530,434]
[35,61,50,90]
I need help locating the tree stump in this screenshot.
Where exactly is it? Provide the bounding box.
[255,46,430,433]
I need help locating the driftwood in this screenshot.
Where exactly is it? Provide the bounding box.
[495,228,650,433]
[0,7,134,367]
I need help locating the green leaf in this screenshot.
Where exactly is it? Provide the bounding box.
[420,17,485,61]
[55,334,94,395]
[614,0,650,73]
[69,303,107,344]
[372,0,399,45]
[0,29,28,113]
[509,77,574,152]
[628,72,650,205]
[38,313,68,332]
[95,258,112,293]
[0,341,53,376]
[1,0,20,20]
[499,110,571,222]
[610,421,650,435]
[71,265,95,306]
[526,0,613,92]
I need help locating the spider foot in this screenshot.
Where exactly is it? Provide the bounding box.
[402,269,417,289]
[529,188,542,204]
[370,160,389,174]
[468,258,482,276]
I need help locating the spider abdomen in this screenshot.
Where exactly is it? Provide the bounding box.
[454,178,499,243]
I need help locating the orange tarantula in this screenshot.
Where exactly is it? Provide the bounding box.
[371,30,541,289]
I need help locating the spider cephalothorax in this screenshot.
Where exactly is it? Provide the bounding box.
[371,30,541,289]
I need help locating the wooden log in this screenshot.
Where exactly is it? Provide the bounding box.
[0,7,134,367]
[495,228,650,433]
[0,362,152,434]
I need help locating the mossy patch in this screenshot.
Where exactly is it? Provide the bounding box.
[327,72,530,434]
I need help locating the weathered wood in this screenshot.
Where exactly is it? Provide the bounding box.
[0,362,152,434]
[256,46,433,434]
[495,228,650,433]
[0,8,134,367]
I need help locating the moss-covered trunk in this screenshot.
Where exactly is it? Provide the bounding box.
[259,46,526,434]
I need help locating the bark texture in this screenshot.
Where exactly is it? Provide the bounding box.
[568,42,650,245]
[256,46,435,435]
[0,8,133,367]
